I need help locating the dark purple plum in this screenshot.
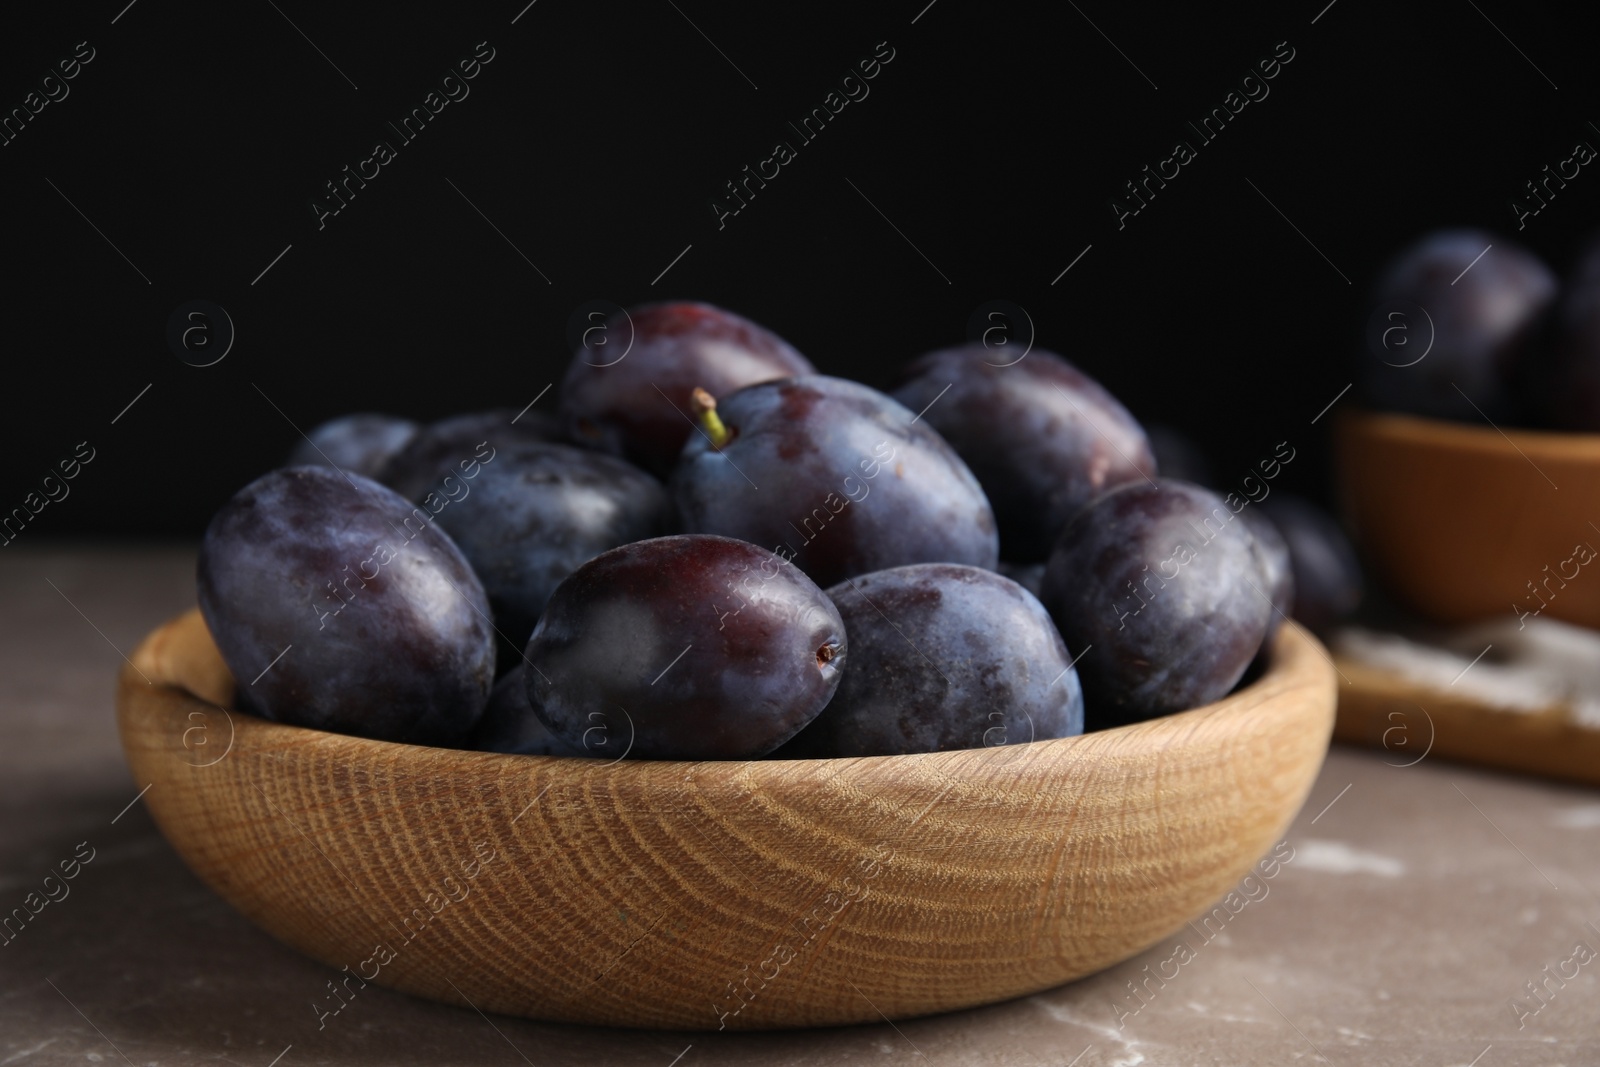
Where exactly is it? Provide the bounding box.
[1040,479,1271,727]
[197,467,495,745]
[778,565,1083,758]
[1259,495,1363,632]
[1542,233,1600,429]
[671,376,999,588]
[286,413,418,479]
[377,409,565,495]
[382,438,667,656]
[524,535,845,760]
[1358,229,1556,421]
[561,302,814,476]
[1241,506,1293,641]
[891,346,1156,561]
[997,560,1046,598]
[468,667,583,756]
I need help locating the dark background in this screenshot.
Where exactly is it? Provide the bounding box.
[0,0,1589,540]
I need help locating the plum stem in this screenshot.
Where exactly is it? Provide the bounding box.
[690,387,731,449]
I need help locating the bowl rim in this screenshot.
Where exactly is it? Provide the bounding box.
[126,606,1332,773]
[1339,406,1600,457]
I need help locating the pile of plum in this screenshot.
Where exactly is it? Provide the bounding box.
[1359,228,1600,429]
[197,302,1354,761]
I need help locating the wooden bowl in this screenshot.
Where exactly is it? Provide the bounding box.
[117,608,1335,1031]
[1335,409,1600,628]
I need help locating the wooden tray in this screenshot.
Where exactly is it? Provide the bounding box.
[1332,654,1600,786]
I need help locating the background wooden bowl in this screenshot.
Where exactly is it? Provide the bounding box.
[1336,409,1600,628]
[117,608,1335,1031]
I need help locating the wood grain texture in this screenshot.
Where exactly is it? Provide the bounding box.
[1332,653,1600,786]
[1335,409,1600,628]
[116,608,1335,1031]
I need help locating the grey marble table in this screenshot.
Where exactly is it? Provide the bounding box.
[3,546,1597,1066]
